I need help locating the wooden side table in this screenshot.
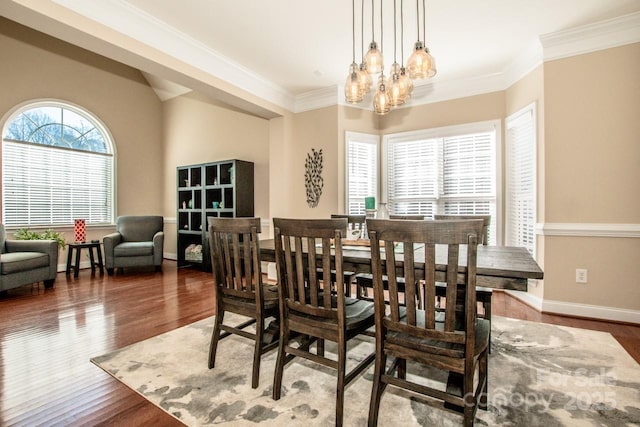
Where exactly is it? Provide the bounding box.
[66,241,104,278]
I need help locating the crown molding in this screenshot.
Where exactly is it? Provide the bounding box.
[540,11,640,61]
[51,0,295,111]
[42,2,640,114]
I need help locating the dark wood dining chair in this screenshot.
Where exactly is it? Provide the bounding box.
[433,214,493,350]
[272,218,376,427]
[366,219,489,427]
[320,214,367,296]
[355,214,425,307]
[207,217,279,389]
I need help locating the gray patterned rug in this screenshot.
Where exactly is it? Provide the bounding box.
[91,315,640,426]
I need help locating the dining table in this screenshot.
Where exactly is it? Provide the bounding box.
[259,239,543,291]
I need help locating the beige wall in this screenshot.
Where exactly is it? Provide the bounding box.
[0,18,163,264]
[379,92,505,134]
[541,43,640,311]
[281,106,339,219]
[162,92,270,255]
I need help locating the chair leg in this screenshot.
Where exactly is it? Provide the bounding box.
[335,339,347,427]
[485,299,492,354]
[272,322,289,400]
[398,358,406,380]
[367,353,387,427]
[251,317,265,389]
[208,310,225,369]
[479,349,488,410]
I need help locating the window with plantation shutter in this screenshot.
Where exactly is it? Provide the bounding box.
[345,132,378,214]
[384,121,499,244]
[2,102,115,227]
[505,104,536,256]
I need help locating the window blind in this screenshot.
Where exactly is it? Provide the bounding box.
[505,105,536,256]
[384,123,498,244]
[346,132,378,214]
[2,140,113,227]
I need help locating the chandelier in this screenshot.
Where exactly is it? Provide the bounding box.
[345,0,436,115]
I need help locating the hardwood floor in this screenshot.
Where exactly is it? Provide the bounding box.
[1,262,638,426]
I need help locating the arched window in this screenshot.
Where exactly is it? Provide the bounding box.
[2,101,115,227]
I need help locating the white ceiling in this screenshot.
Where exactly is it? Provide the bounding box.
[121,0,640,94]
[2,0,640,116]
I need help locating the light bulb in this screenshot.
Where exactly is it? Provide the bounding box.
[364,41,383,75]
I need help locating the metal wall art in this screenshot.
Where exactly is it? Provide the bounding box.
[305,148,324,208]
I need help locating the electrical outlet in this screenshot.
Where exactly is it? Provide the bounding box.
[575,269,588,283]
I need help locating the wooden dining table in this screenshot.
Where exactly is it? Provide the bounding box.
[259,239,543,291]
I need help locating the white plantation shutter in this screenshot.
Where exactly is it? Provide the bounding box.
[506,104,536,255]
[385,122,498,244]
[442,131,497,242]
[346,132,378,214]
[3,141,113,226]
[387,138,439,217]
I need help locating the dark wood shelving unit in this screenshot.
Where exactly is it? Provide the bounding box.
[177,159,254,270]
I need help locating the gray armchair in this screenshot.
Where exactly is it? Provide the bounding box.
[0,224,59,292]
[103,216,164,275]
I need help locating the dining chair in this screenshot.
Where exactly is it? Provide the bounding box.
[321,214,367,297]
[271,218,376,427]
[433,214,493,350]
[354,214,425,307]
[366,219,489,427]
[207,217,279,389]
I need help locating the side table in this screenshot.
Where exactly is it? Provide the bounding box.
[66,241,104,278]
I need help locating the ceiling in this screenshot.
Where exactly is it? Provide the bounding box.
[2,0,640,116]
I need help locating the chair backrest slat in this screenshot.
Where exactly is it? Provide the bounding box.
[389,214,425,220]
[273,218,348,322]
[367,219,482,346]
[208,217,262,303]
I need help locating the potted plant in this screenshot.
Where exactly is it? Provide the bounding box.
[14,228,67,249]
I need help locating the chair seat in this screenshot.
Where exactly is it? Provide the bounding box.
[223,284,280,310]
[114,241,154,257]
[1,252,49,274]
[387,316,490,358]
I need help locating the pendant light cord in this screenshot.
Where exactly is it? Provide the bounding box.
[361,0,365,61]
[400,0,404,64]
[422,0,426,43]
[371,0,375,43]
[416,0,420,42]
[352,0,356,62]
[393,0,397,64]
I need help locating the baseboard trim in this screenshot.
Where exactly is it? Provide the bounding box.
[542,299,640,324]
[164,252,177,261]
[504,290,639,324]
[504,290,544,311]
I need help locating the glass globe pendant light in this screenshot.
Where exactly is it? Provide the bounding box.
[406,0,435,79]
[364,0,383,74]
[345,0,364,103]
[373,74,391,114]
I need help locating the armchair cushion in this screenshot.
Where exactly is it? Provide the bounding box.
[103,215,164,273]
[114,242,154,257]
[1,252,50,275]
[0,224,59,291]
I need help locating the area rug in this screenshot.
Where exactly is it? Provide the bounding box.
[91,315,640,426]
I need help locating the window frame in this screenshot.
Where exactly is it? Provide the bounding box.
[345,131,379,215]
[381,120,503,244]
[505,102,537,257]
[2,99,117,228]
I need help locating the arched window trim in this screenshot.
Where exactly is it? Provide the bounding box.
[2,99,117,228]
